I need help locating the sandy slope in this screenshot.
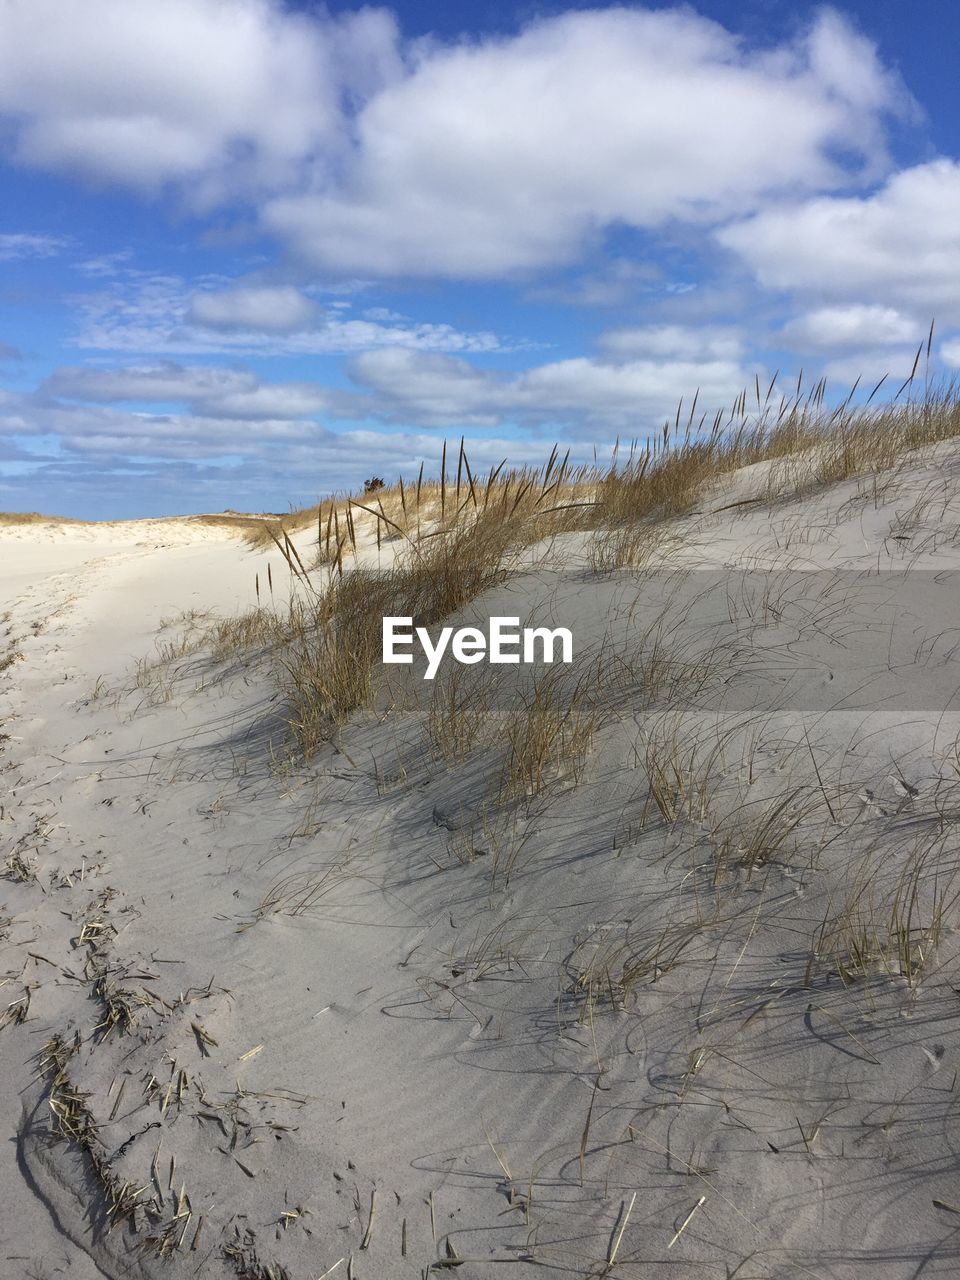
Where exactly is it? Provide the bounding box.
[4,456,960,1278]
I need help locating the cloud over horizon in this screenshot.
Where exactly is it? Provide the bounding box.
[0,1,956,518]
[719,161,960,320]
[0,3,911,278]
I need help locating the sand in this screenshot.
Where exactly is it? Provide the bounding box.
[4,452,960,1278]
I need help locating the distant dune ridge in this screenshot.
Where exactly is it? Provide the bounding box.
[6,377,960,1275]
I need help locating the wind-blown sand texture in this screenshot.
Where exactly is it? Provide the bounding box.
[5,444,960,1278]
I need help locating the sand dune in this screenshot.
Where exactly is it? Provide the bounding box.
[4,448,960,1277]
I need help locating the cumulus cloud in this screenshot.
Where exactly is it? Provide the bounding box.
[0,389,318,456]
[42,362,332,420]
[347,351,505,427]
[0,0,401,202]
[69,271,503,355]
[0,342,22,360]
[0,4,909,277]
[264,7,908,277]
[43,362,257,402]
[821,349,925,388]
[196,383,331,420]
[774,304,930,387]
[347,346,752,431]
[187,284,319,332]
[62,415,312,459]
[780,305,922,352]
[597,324,744,361]
[718,161,960,317]
[26,340,755,458]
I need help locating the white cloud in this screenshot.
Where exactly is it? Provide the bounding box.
[42,362,332,420]
[0,5,909,278]
[517,356,748,427]
[43,362,257,402]
[525,259,664,308]
[362,306,409,323]
[597,324,744,361]
[779,306,924,355]
[1,378,593,502]
[347,350,505,427]
[775,305,928,388]
[719,160,960,317]
[1,390,318,456]
[69,271,504,354]
[197,384,331,420]
[347,346,752,430]
[0,232,69,260]
[187,285,319,332]
[28,342,754,450]
[74,250,135,277]
[265,7,908,277]
[62,415,312,459]
[0,0,401,200]
[801,8,905,115]
[822,349,924,388]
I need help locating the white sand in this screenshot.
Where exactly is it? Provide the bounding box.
[3,453,960,1278]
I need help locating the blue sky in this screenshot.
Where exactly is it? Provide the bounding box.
[2,0,959,518]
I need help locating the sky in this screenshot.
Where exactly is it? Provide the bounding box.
[2,0,960,518]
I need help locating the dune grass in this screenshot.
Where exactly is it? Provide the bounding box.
[0,510,81,525]
[130,365,960,984]
[177,367,960,768]
[809,828,960,987]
